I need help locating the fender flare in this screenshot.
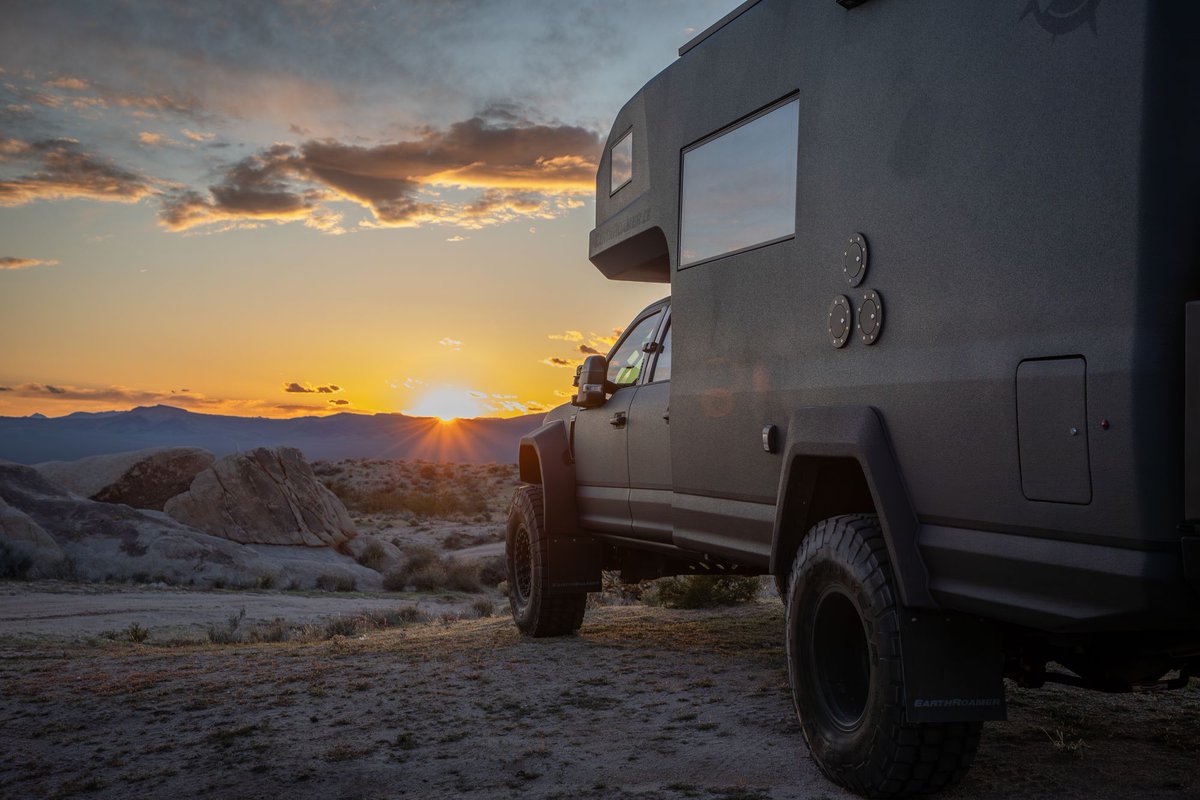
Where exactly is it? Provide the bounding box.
[770,405,936,609]
[517,418,580,537]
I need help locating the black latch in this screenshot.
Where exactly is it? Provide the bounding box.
[837,0,871,7]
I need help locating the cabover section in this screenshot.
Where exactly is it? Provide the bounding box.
[587,0,1200,633]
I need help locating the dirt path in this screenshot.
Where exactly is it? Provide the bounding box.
[0,582,473,642]
[0,601,1196,800]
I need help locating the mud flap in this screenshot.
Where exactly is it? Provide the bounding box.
[900,611,1007,723]
[545,534,602,595]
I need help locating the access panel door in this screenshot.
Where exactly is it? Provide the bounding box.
[1016,357,1092,504]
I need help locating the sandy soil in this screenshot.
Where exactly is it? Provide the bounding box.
[1,599,1196,800]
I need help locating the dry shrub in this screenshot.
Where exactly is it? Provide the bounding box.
[355,540,387,571]
[649,575,761,609]
[442,559,482,593]
[315,574,357,592]
[470,598,496,618]
[407,563,449,591]
[478,555,506,588]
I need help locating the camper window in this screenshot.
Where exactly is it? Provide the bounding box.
[679,98,798,267]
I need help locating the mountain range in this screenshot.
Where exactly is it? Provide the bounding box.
[0,405,546,464]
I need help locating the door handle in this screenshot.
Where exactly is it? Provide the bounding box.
[609,412,627,428]
[662,406,670,423]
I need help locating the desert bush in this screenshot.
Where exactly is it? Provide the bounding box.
[648,575,761,609]
[315,574,357,592]
[381,570,407,592]
[257,574,276,590]
[470,598,496,618]
[324,615,362,638]
[125,622,150,643]
[355,540,387,571]
[478,555,506,588]
[0,542,33,580]
[246,618,289,643]
[406,563,449,591]
[442,559,482,593]
[589,571,653,607]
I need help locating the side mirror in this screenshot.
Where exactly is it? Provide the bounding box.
[572,355,608,409]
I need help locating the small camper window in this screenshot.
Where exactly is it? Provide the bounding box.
[679,98,798,268]
[610,131,633,195]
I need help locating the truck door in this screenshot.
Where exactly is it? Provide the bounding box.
[627,314,672,542]
[573,306,664,534]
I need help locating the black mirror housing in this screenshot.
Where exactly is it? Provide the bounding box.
[572,355,608,408]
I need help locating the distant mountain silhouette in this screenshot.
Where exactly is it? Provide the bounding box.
[0,405,546,464]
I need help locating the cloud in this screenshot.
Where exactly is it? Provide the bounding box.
[45,76,90,91]
[157,113,600,233]
[181,128,215,142]
[438,337,462,351]
[0,382,351,417]
[0,256,59,270]
[446,234,466,242]
[578,344,600,355]
[328,398,349,405]
[0,137,153,207]
[283,382,341,394]
[541,356,577,368]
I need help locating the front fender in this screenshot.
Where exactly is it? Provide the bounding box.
[518,418,580,537]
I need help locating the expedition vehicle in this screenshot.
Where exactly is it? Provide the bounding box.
[505,1,1200,796]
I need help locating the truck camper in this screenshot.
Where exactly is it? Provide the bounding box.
[505,1,1200,795]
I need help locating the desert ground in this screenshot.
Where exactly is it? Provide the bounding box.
[1,456,1197,799]
[1,595,1198,800]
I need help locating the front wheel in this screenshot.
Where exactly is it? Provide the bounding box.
[786,514,980,797]
[505,485,587,637]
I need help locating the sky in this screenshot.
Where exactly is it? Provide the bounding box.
[0,0,734,421]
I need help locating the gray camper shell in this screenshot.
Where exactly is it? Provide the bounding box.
[507,1,1199,796]
[585,0,1200,635]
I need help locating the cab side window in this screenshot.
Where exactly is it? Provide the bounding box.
[607,311,661,386]
[651,323,671,382]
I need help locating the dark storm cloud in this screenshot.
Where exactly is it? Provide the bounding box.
[541,357,575,368]
[328,398,349,405]
[158,115,599,232]
[0,137,152,206]
[578,344,600,355]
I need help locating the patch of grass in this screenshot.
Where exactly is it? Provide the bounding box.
[1043,727,1086,758]
[323,742,373,762]
[648,575,760,609]
[206,607,246,644]
[124,622,150,644]
[205,723,260,749]
[314,574,357,592]
[470,598,495,618]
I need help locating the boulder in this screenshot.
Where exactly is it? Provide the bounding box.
[0,460,267,587]
[36,447,215,511]
[0,495,66,577]
[164,447,357,547]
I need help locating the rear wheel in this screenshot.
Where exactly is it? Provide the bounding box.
[505,485,587,637]
[786,514,980,797]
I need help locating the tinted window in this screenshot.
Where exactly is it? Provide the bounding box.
[608,310,661,386]
[610,131,633,194]
[679,99,799,267]
[652,323,671,382]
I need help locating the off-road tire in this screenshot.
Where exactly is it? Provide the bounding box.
[506,485,587,637]
[786,514,981,797]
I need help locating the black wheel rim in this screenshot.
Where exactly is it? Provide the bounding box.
[808,586,871,731]
[512,524,533,607]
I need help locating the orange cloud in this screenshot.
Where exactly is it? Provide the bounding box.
[0,137,152,206]
[0,256,59,270]
[158,114,601,233]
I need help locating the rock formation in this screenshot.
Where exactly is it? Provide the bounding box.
[36,447,215,511]
[164,447,357,547]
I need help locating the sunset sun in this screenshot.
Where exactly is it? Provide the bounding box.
[404,388,484,422]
